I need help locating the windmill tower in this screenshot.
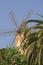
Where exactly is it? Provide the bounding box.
[15,21,28,47]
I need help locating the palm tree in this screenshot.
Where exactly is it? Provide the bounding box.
[21,20,43,65]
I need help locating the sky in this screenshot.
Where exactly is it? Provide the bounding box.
[0,0,43,48]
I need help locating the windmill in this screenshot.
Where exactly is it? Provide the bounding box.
[0,9,32,48]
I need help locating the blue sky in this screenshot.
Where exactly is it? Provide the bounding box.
[0,0,43,48]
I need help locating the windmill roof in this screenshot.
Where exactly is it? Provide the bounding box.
[17,21,28,33]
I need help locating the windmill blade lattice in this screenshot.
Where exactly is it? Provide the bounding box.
[10,37,15,47]
[9,10,18,29]
[0,28,16,36]
[23,9,33,21]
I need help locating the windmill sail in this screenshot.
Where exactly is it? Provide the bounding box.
[0,28,16,35]
[9,10,18,28]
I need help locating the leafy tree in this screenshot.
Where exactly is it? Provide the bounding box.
[0,47,27,65]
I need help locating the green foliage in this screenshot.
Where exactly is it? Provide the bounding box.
[0,47,27,65]
[21,19,43,65]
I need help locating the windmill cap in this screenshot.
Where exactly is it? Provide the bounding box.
[16,21,28,33]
